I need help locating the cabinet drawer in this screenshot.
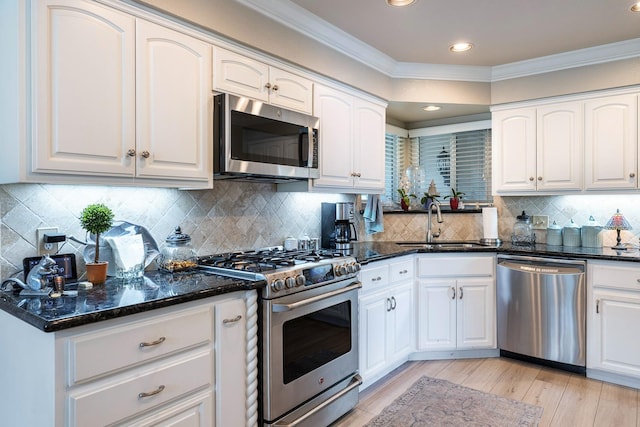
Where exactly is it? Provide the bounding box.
[360,264,389,292]
[69,349,212,427]
[389,258,414,283]
[68,305,214,385]
[591,262,640,291]
[417,255,494,277]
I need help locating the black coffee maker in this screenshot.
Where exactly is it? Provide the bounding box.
[321,202,358,252]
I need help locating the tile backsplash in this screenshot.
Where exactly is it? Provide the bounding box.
[2,182,640,282]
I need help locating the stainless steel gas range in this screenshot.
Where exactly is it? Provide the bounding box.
[198,248,362,427]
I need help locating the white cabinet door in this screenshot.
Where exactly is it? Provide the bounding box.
[589,289,640,378]
[584,94,638,190]
[359,291,388,379]
[536,102,583,191]
[213,47,312,114]
[313,84,355,189]
[353,98,385,192]
[456,277,495,349]
[33,0,135,176]
[213,47,269,102]
[387,282,414,361]
[215,296,247,427]
[268,67,313,114]
[136,20,212,182]
[492,108,537,193]
[417,280,457,350]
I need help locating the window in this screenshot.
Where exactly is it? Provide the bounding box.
[385,121,492,206]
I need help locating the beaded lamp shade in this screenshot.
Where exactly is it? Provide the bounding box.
[604,209,632,250]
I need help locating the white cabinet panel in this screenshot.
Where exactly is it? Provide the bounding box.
[136,20,212,181]
[584,94,638,190]
[417,279,457,350]
[33,0,136,176]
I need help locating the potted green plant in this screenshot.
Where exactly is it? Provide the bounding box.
[80,203,114,284]
[444,188,465,210]
[397,188,416,211]
[420,193,440,210]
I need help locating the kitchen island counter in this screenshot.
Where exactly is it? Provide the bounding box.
[0,270,263,332]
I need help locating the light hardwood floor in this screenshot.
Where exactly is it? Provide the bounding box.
[333,358,640,426]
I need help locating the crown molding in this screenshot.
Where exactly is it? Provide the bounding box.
[235,0,640,83]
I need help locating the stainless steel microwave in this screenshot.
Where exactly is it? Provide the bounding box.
[213,93,319,182]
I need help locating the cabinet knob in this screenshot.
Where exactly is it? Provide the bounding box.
[537,176,542,181]
[630,172,636,178]
[272,84,279,91]
[127,149,136,157]
[355,172,362,177]
[265,82,272,89]
[141,151,150,159]
[529,177,535,181]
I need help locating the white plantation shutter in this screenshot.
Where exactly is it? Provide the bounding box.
[386,125,492,206]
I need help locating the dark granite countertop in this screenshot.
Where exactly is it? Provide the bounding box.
[0,270,263,333]
[351,241,640,265]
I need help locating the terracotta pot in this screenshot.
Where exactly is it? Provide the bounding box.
[86,262,108,284]
[449,197,460,210]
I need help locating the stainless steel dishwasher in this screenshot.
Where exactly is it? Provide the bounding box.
[496,255,586,373]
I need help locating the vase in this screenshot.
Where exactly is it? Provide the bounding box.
[86,262,108,284]
[449,197,459,210]
[401,199,410,211]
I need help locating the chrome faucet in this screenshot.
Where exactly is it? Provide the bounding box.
[426,200,444,243]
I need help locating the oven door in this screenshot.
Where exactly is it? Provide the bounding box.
[262,279,360,423]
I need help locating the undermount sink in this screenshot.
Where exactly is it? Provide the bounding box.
[396,241,493,250]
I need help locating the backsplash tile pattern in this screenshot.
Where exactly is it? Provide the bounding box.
[3,182,640,282]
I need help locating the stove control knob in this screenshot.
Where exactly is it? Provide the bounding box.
[347,263,359,274]
[336,264,348,276]
[285,276,296,288]
[271,278,285,292]
[295,274,306,287]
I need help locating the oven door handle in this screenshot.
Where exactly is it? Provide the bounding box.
[271,281,362,312]
[272,374,363,427]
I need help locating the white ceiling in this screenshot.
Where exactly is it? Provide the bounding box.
[237,0,640,124]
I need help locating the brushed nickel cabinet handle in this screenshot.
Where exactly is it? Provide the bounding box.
[386,297,392,312]
[451,287,456,300]
[127,149,136,157]
[141,151,150,159]
[139,336,166,348]
[138,385,165,399]
[459,287,463,299]
[223,314,242,324]
[399,269,408,274]
[596,299,600,314]
[391,296,397,310]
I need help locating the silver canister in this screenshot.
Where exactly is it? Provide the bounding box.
[546,220,563,246]
[284,237,298,251]
[581,215,603,248]
[562,219,582,247]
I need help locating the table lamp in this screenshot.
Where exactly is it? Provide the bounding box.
[604,209,632,250]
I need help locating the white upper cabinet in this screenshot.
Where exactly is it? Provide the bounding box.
[213,47,313,114]
[492,88,640,195]
[492,102,583,194]
[33,0,136,177]
[312,84,385,193]
[584,94,638,190]
[136,20,212,182]
[20,0,213,187]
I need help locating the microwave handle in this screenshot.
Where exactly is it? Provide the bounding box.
[300,128,314,168]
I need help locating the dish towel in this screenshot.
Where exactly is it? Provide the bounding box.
[363,194,384,234]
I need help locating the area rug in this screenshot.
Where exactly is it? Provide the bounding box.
[365,376,543,427]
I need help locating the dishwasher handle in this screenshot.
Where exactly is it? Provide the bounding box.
[497,259,584,275]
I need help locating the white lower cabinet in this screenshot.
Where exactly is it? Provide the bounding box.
[588,261,640,387]
[416,254,496,352]
[0,292,255,427]
[359,256,414,388]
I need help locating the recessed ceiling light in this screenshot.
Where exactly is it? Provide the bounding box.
[386,0,417,6]
[423,105,441,112]
[631,2,640,12]
[449,42,473,53]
